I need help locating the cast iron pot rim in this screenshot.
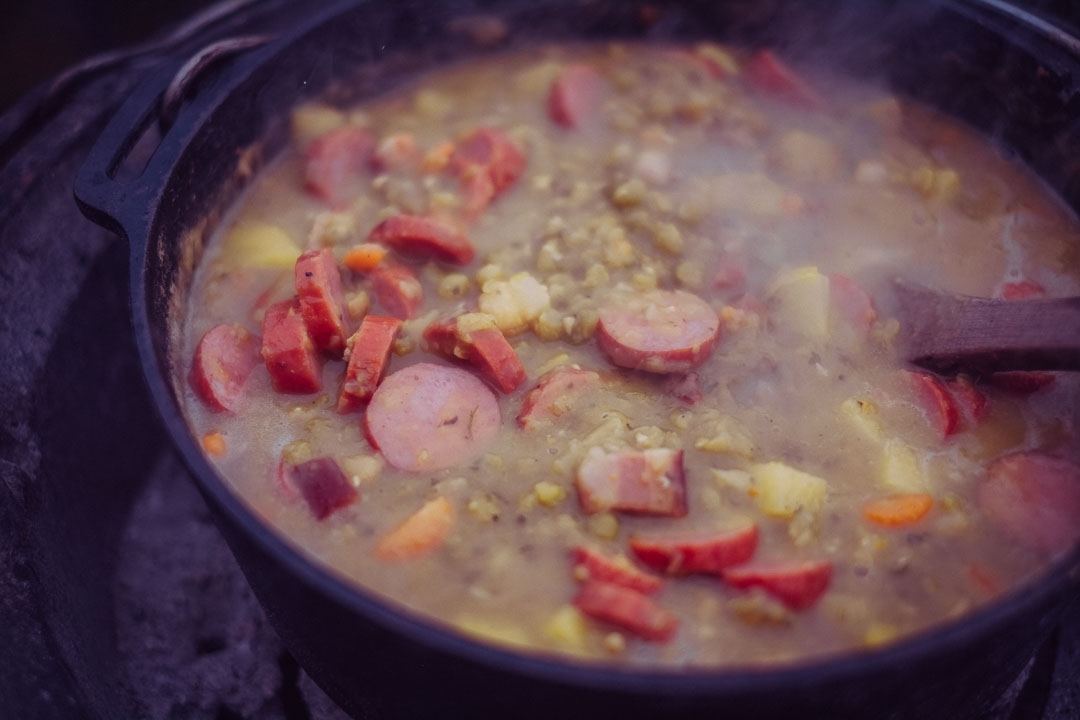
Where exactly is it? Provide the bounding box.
[129,0,1080,700]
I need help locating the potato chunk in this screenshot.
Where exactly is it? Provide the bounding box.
[751,462,828,518]
[767,266,830,338]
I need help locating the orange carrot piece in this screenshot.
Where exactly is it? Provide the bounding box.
[343,243,387,273]
[376,496,455,562]
[862,493,933,527]
[202,431,227,456]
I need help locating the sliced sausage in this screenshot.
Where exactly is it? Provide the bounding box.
[365,363,501,472]
[295,248,348,356]
[190,324,261,412]
[292,457,357,520]
[744,49,824,110]
[303,126,374,206]
[905,371,959,439]
[367,214,474,266]
[999,280,1045,300]
[723,560,833,610]
[571,546,662,595]
[261,298,322,393]
[370,263,424,319]
[423,314,527,394]
[629,524,759,576]
[573,580,678,642]
[575,447,687,517]
[978,452,1080,555]
[548,64,605,129]
[338,315,403,413]
[596,289,721,374]
[518,368,601,428]
[449,127,526,216]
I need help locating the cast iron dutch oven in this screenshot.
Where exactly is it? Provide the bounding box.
[74,0,1080,717]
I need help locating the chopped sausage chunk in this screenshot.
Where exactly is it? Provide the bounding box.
[596,290,720,374]
[576,447,687,517]
[261,299,321,393]
[190,324,260,412]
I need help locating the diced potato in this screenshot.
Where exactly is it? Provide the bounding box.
[455,615,530,648]
[281,439,312,465]
[290,103,346,148]
[478,272,551,335]
[694,417,755,458]
[217,222,301,270]
[751,462,828,518]
[881,439,928,492]
[840,397,884,442]
[769,130,842,183]
[695,43,740,76]
[767,266,831,338]
[544,606,588,651]
[345,290,370,321]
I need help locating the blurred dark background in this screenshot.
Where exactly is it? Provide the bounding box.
[0,0,215,111]
[3,0,1080,114]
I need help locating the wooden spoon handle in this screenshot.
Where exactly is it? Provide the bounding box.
[895,280,1080,376]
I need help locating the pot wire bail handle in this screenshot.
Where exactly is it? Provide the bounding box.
[74,34,274,240]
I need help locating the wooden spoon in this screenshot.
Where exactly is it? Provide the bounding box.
[894,279,1080,376]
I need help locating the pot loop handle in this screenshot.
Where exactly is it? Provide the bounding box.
[74,35,273,240]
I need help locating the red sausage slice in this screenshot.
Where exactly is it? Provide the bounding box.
[573,580,678,642]
[596,290,721,374]
[548,64,605,129]
[190,324,261,412]
[723,560,833,610]
[464,328,527,394]
[571,547,662,595]
[303,126,374,206]
[261,299,322,393]
[906,371,960,439]
[338,315,403,413]
[999,280,1045,300]
[629,524,759,576]
[292,457,357,520]
[370,263,424,319]
[365,363,501,472]
[575,447,687,517]
[367,214,474,266]
[451,127,526,195]
[744,49,825,110]
[423,315,527,394]
[295,248,348,356]
[518,368,601,428]
[978,452,1080,555]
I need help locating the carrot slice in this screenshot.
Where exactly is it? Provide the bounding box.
[343,243,387,273]
[862,493,933,527]
[202,431,227,456]
[376,497,455,562]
